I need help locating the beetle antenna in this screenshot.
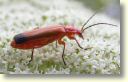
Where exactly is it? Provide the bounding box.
[81,11,97,31]
[82,23,117,33]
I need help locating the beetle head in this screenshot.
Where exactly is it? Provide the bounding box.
[78,31,84,39]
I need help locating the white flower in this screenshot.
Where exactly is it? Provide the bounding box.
[0,0,120,74]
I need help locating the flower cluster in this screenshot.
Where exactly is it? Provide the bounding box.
[0,0,120,74]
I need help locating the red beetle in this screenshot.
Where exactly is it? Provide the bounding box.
[11,12,117,65]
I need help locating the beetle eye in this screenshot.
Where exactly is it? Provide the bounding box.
[14,34,28,44]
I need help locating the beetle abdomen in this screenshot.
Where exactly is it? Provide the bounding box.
[11,25,66,49]
[14,34,28,44]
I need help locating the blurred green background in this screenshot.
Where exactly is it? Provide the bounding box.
[77,0,120,20]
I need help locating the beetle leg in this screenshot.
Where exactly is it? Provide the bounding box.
[68,35,91,49]
[62,44,66,65]
[58,39,66,65]
[29,48,34,63]
[68,35,92,50]
[74,38,93,50]
[56,40,58,48]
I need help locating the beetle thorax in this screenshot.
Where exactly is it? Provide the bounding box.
[65,25,81,35]
[64,25,83,39]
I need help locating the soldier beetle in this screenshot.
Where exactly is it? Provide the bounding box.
[11,12,117,65]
